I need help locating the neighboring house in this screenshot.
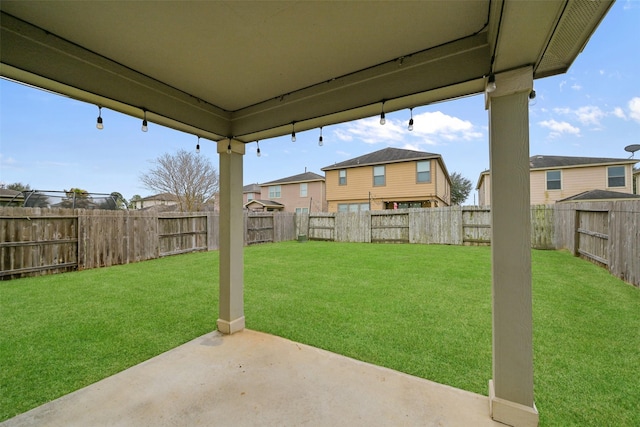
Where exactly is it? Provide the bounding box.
[0,189,24,207]
[634,168,640,195]
[321,147,451,212]
[243,199,285,212]
[243,184,261,205]
[476,155,639,205]
[131,193,179,210]
[256,171,326,214]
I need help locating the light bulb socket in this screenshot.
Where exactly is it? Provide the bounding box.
[486,74,496,93]
[227,143,232,154]
[318,135,323,146]
[529,89,536,100]
[196,144,200,153]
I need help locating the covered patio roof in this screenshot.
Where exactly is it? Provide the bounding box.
[1,1,611,143]
[0,2,614,426]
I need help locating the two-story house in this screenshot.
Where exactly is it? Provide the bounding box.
[246,171,326,213]
[242,184,261,205]
[476,155,639,205]
[321,147,451,212]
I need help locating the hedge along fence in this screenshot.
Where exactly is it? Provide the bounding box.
[0,208,296,280]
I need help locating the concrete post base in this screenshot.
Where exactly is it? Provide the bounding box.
[489,380,539,427]
[217,316,245,335]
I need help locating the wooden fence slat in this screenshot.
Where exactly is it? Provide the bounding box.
[1,203,638,287]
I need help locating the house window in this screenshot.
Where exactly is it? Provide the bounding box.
[373,165,385,186]
[339,170,347,185]
[269,185,281,198]
[337,203,369,212]
[247,193,254,202]
[546,170,561,190]
[608,166,625,187]
[417,161,431,183]
[300,183,308,197]
[295,207,309,214]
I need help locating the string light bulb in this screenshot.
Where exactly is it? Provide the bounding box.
[486,74,496,93]
[141,109,148,132]
[408,108,414,131]
[227,141,232,154]
[96,106,104,130]
[380,101,386,125]
[318,127,323,146]
[196,136,200,154]
[256,141,261,157]
[291,122,296,142]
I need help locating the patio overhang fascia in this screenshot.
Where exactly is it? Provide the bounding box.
[0,10,488,143]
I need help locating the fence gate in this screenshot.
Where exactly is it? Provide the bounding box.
[575,209,609,267]
[246,214,275,245]
[308,214,335,241]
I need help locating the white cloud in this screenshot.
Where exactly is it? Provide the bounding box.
[612,107,626,119]
[553,105,621,127]
[628,97,640,123]
[538,119,580,138]
[571,84,582,91]
[337,111,482,148]
[0,154,17,166]
[574,106,606,126]
[559,80,567,91]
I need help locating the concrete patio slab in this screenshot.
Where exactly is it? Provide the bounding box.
[2,330,501,426]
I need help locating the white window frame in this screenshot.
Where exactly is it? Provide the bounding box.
[546,170,561,190]
[607,166,625,187]
[269,185,281,198]
[417,161,431,183]
[339,170,347,186]
[373,165,385,186]
[300,183,308,197]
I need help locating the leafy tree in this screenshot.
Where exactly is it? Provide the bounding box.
[130,194,142,209]
[450,172,473,205]
[6,182,32,192]
[139,149,219,212]
[61,188,93,209]
[109,192,128,209]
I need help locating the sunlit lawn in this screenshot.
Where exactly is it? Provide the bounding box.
[1,241,638,425]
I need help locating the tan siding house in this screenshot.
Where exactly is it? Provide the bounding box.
[476,155,638,205]
[634,169,640,195]
[322,147,451,212]
[257,172,326,213]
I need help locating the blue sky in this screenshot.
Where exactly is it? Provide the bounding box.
[1,1,639,204]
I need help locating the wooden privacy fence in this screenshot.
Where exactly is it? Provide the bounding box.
[553,201,639,287]
[2,203,637,287]
[301,206,556,249]
[1,208,296,280]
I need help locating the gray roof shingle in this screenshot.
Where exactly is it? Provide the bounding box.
[529,155,636,169]
[558,189,640,202]
[261,172,324,185]
[243,184,261,193]
[322,147,440,171]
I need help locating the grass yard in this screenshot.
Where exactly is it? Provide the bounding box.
[1,241,638,425]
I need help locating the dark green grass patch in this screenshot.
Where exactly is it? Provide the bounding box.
[2,241,638,426]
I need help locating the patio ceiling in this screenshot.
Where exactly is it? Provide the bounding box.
[0,1,612,143]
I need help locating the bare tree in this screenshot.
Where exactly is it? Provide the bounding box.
[140,149,219,212]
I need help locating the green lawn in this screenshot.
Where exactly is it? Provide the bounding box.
[1,241,638,425]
